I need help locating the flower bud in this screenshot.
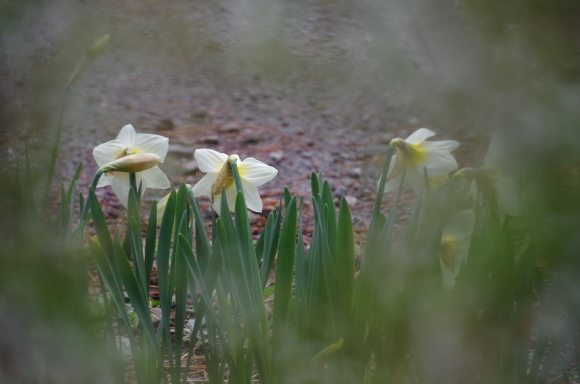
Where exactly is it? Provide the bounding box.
[67,34,111,87]
[99,153,161,174]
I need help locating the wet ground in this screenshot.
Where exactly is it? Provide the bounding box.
[0,0,488,237]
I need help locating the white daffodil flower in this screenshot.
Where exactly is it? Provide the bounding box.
[191,149,278,214]
[439,209,475,289]
[93,124,170,207]
[383,128,460,194]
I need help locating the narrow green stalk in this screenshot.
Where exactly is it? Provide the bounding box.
[42,86,70,211]
[370,143,396,233]
[229,157,244,193]
[129,172,138,200]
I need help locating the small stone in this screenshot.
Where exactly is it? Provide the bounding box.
[408,116,419,126]
[168,144,194,156]
[155,118,174,131]
[242,133,263,144]
[378,133,395,144]
[191,109,207,119]
[219,122,242,133]
[247,211,259,225]
[269,151,284,162]
[333,185,349,198]
[199,135,219,145]
[183,160,198,174]
[345,195,358,206]
[349,167,362,178]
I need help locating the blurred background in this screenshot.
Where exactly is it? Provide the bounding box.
[1,0,580,382]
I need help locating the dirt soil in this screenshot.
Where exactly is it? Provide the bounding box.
[0,0,487,225]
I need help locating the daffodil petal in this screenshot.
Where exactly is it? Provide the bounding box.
[241,179,262,212]
[116,124,137,147]
[421,139,460,152]
[111,173,131,208]
[211,193,222,213]
[156,192,172,225]
[139,166,170,189]
[483,130,503,167]
[238,157,278,186]
[405,167,427,193]
[423,150,458,178]
[191,173,218,197]
[211,185,238,214]
[383,172,404,193]
[405,128,436,144]
[96,173,114,187]
[442,209,476,240]
[194,149,229,173]
[134,134,169,161]
[226,185,238,212]
[93,139,126,167]
[379,154,397,192]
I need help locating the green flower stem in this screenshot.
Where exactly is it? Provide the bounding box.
[92,169,104,191]
[73,169,104,238]
[371,142,397,223]
[42,86,70,211]
[129,172,137,198]
[229,157,244,193]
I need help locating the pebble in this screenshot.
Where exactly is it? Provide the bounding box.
[247,211,259,225]
[333,185,349,198]
[155,118,174,131]
[191,109,207,119]
[269,151,284,162]
[378,133,395,143]
[345,195,358,207]
[199,135,219,145]
[242,134,263,144]
[168,144,195,156]
[349,167,362,178]
[218,122,242,133]
[183,160,198,174]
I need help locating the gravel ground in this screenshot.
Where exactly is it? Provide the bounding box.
[0,0,487,235]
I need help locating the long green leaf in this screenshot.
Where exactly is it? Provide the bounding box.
[272,195,297,357]
[337,196,355,313]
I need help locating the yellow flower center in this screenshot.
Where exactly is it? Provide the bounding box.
[440,235,459,272]
[407,143,427,165]
[115,147,140,159]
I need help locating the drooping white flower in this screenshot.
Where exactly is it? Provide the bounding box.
[383,128,460,194]
[439,209,475,289]
[93,124,170,207]
[191,149,278,214]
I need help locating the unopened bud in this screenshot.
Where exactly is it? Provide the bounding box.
[99,153,161,174]
[67,34,110,87]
